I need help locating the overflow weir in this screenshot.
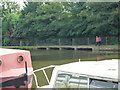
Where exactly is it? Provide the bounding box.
[5,46,119,51]
[36,46,120,51]
[37,46,93,51]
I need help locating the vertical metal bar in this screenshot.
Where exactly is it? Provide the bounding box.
[43,69,50,84]
[118,60,120,90]
[0,1,2,88]
[88,77,90,88]
[33,73,40,88]
[0,1,2,47]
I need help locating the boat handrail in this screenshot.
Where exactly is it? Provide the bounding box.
[33,65,58,88]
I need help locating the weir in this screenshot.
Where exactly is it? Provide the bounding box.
[36,46,93,51]
[36,46,120,51]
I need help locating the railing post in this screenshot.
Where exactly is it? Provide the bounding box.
[72,38,75,46]
[20,40,23,46]
[106,37,108,45]
[59,38,61,45]
[43,69,50,84]
[87,37,90,45]
[33,65,57,88]
[0,17,2,47]
[33,73,40,88]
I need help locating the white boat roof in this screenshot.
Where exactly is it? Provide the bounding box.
[0,48,29,56]
[53,59,119,81]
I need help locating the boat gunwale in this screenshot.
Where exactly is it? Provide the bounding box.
[0,48,29,56]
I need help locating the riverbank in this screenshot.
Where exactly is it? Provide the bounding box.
[2,45,120,51]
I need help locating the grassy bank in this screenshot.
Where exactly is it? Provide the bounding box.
[2,45,119,51]
[2,46,38,49]
[2,45,119,49]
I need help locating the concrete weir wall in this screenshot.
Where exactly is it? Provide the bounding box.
[37,46,119,51]
[37,46,93,51]
[7,45,119,51]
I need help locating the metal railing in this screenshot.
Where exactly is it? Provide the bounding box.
[8,36,119,46]
[32,65,57,88]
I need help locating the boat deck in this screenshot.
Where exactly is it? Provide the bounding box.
[0,48,29,56]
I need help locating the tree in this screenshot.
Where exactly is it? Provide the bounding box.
[81,2,119,36]
[5,2,119,46]
[2,0,20,45]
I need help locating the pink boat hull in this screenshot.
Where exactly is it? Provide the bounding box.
[0,48,33,89]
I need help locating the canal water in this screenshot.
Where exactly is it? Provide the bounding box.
[30,49,118,87]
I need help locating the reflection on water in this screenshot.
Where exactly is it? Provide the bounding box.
[30,49,118,61]
[30,49,118,87]
[30,49,118,69]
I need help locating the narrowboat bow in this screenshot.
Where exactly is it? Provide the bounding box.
[0,48,33,88]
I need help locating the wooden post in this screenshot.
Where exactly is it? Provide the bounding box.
[106,37,108,45]
[87,37,90,45]
[59,39,61,45]
[72,38,75,46]
[20,40,23,46]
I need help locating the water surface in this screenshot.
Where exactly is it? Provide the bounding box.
[30,49,118,87]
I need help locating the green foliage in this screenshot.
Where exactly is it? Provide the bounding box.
[1,0,20,46]
[2,1,119,46]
